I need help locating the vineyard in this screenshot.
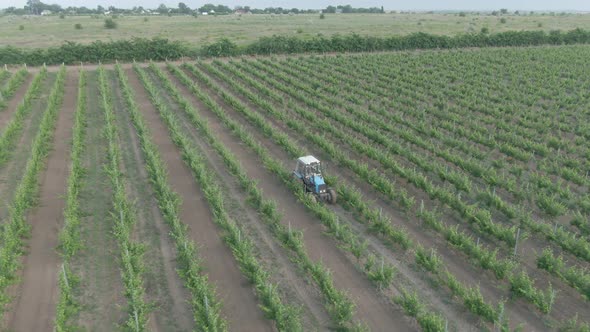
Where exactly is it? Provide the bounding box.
[0,44,589,331]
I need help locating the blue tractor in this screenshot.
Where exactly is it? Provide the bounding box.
[293,155,337,204]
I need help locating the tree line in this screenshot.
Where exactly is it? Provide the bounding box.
[2,2,385,16]
[1,29,589,65]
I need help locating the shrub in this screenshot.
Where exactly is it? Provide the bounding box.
[143,17,149,22]
[320,13,325,19]
[18,25,24,30]
[59,13,65,19]
[538,22,543,27]
[481,27,489,34]
[74,23,82,30]
[500,17,507,24]
[104,18,117,29]
[202,38,238,57]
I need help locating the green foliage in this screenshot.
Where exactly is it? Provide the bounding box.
[0,38,191,66]
[0,68,41,168]
[97,66,150,330]
[187,59,521,325]
[18,25,24,30]
[104,18,118,29]
[1,28,590,65]
[74,23,82,30]
[509,271,555,314]
[0,66,65,317]
[395,289,446,332]
[537,248,590,301]
[415,246,442,273]
[135,63,305,331]
[0,68,28,110]
[117,64,228,331]
[55,70,86,331]
[202,38,239,57]
[365,255,396,289]
[243,29,590,56]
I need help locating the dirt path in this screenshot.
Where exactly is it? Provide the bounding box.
[6,69,76,331]
[0,74,33,129]
[125,68,273,332]
[166,65,417,331]
[110,71,193,332]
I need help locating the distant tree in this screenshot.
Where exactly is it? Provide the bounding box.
[325,6,336,13]
[97,5,104,13]
[157,4,168,14]
[500,8,508,14]
[26,0,40,14]
[104,18,117,29]
[203,38,238,56]
[178,2,190,14]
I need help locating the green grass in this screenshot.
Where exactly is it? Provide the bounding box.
[1,13,589,49]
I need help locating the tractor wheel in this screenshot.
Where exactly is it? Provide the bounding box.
[328,188,337,204]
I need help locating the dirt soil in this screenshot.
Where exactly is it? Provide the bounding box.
[125,68,274,331]
[171,65,417,331]
[156,67,332,330]
[109,71,193,332]
[245,60,590,329]
[5,69,76,331]
[0,74,33,128]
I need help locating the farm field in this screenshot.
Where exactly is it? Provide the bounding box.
[0,45,589,331]
[1,12,590,49]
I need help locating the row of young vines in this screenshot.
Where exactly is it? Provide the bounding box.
[0,65,65,316]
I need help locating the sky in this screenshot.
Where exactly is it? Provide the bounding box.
[2,0,590,11]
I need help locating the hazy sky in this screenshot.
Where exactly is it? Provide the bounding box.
[2,0,590,11]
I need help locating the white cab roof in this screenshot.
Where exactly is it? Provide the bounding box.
[298,155,320,165]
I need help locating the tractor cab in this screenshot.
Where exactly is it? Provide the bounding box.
[293,155,336,204]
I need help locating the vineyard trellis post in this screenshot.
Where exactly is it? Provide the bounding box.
[61,263,69,289]
[513,228,521,256]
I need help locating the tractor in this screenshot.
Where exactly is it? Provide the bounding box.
[292,155,336,204]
